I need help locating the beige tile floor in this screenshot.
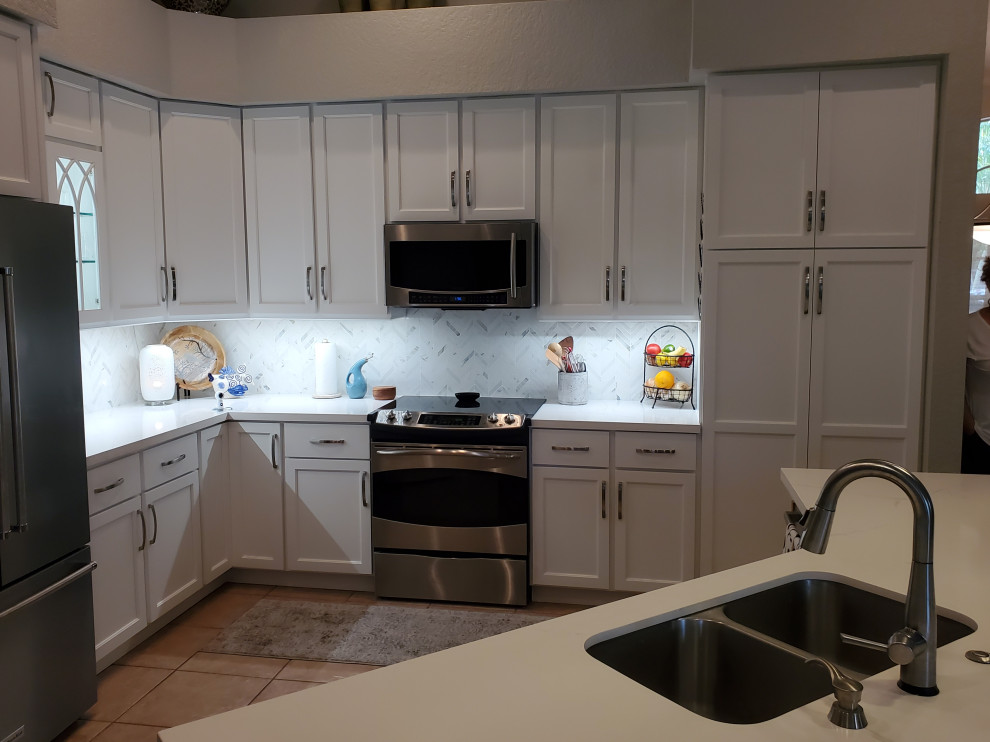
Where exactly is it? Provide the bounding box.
[56,584,585,742]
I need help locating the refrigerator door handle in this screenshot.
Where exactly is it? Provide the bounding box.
[0,268,27,536]
[0,562,97,620]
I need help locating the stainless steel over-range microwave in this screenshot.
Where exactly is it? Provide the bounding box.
[384,221,537,309]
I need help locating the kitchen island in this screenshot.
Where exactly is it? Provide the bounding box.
[158,468,990,741]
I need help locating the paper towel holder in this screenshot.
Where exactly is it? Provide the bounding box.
[313,338,342,399]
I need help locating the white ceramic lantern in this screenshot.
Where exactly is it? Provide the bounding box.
[139,344,175,404]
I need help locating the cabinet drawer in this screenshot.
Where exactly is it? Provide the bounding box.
[141,434,199,490]
[283,423,370,460]
[532,429,610,468]
[88,454,141,514]
[614,432,697,471]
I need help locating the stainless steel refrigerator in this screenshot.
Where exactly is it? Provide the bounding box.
[0,197,97,742]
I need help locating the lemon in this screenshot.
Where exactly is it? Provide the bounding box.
[654,370,675,389]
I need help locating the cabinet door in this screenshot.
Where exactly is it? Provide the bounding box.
[160,102,248,318]
[461,97,536,221]
[531,466,610,589]
[617,89,700,318]
[704,71,819,249]
[143,471,202,622]
[815,65,936,248]
[0,14,43,199]
[284,458,371,574]
[46,140,112,325]
[89,497,147,660]
[228,422,284,570]
[538,94,617,319]
[612,471,696,592]
[40,62,101,146]
[385,100,459,222]
[200,424,231,584]
[808,249,926,468]
[243,106,317,316]
[313,103,388,317]
[101,84,167,322]
[700,249,813,574]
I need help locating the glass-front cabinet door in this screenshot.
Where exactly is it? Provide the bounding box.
[46,141,110,323]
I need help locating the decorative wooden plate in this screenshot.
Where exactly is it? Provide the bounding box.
[161,325,226,391]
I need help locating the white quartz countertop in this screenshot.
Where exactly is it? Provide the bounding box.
[533,400,699,431]
[159,469,990,742]
[85,395,384,466]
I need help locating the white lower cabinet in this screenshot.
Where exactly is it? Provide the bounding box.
[89,496,147,658]
[229,422,284,570]
[283,422,372,574]
[199,424,231,583]
[144,471,202,621]
[531,429,697,592]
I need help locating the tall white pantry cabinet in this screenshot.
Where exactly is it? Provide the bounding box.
[700,64,936,574]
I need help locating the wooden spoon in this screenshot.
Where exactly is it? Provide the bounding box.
[545,347,564,370]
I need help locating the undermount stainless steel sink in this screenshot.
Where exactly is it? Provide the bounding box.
[586,577,975,724]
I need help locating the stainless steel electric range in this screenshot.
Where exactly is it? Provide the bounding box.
[368,393,545,606]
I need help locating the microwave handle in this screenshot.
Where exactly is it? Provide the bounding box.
[510,232,517,299]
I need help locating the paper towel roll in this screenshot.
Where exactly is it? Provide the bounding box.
[314,340,341,398]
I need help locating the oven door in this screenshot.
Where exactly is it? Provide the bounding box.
[371,443,528,556]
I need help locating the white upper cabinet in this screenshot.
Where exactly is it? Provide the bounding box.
[617,89,701,318]
[160,102,248,318]
[386,97,536,222]
[386,100,459,221]
[704,65,937,250]
[539,94,617,318]
[461,97,536,221]
[313,103,388,317]
[0,14,43,199]
[101,83,167,322]
[814,66,937,248]
[243,106,317,316]
[41,62,101,147]
[540,90,701,319]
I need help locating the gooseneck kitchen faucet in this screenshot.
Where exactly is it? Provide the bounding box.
[800,459,939,696]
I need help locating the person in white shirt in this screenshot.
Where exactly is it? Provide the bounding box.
[963,257,990,474]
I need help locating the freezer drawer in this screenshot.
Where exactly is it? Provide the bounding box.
[0,548,97,742]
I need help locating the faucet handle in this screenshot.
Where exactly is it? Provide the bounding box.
[888,627,927,665]
[805,657,868,730]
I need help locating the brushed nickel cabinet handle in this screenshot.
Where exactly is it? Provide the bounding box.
[148,504,158,546]
[817,266,824,315]
[803,267,811,315]
[601,481,607,519]
[171,267,177,301]
[137,509,147,551]
[160,453,186,468]
[310,439,346,445]
[605,266,611,302]
[94,477,124,494]
[160,266,168,303]
[45,70,55,118]
[806,190,813,232]
[819,189,826,232]
[320,266,328,301]
[466,169,472,207]
[635,448,676,455]
[271,433,279,469]
[450,171,457,208]
[361,471,368,507]
[618,482,623,520]
[620,266,627,302]
[551,445,590,452]
[509,232,518,299]
[306,266,313,300]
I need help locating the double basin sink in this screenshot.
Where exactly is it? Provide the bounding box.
[586,577,975,724]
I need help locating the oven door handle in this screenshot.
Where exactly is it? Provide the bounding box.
[375,448,522,460]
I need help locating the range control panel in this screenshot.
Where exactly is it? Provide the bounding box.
[371,410,525,430]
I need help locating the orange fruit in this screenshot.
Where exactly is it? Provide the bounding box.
[654,370,675,389]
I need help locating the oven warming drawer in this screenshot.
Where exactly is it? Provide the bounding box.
[373,552,527,606]
[371,517,527,556]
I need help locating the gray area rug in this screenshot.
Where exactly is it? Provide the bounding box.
[206,599,548,665]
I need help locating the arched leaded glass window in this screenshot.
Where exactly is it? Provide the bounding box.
[977,118,990,194]
[52,152,101,311]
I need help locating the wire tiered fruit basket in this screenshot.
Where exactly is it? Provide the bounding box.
[641,325,695,409]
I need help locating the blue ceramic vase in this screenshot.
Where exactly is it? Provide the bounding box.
[345,356,370,399]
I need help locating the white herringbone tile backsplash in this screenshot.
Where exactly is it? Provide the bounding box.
[79,310,698,412]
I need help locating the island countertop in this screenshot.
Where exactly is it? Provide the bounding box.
[158,469,990,742]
